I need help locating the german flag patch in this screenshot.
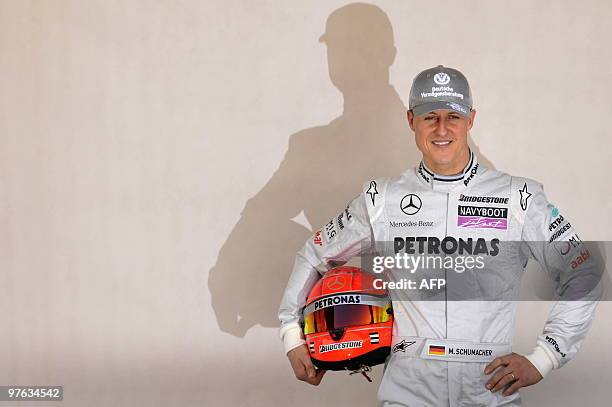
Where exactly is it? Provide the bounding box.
[428,345,446,356]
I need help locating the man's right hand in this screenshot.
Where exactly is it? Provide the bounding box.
[287,345,327,385]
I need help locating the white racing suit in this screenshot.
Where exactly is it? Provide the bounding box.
[278,152,601,406]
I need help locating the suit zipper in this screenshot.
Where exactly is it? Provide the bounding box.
[445,192,449,339]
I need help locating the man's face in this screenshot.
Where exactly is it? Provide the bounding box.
[407,109,476,174]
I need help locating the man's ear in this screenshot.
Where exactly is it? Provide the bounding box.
[407,110,416,131]
[467,109,476,130]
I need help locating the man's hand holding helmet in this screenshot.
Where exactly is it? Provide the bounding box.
[287,345,327,386]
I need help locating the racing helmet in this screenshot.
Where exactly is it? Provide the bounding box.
[301,266,393,371]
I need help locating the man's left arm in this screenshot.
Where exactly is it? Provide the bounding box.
[486,179,603,395]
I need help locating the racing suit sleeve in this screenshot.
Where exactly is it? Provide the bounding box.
[278,191,375,354]
[519,180,602,378]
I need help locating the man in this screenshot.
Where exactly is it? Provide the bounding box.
[278,65,601,406]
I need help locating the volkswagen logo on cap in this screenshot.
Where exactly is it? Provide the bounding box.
[400,194,422,216]
[433,72,450,85]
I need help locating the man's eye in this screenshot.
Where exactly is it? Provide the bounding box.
[424,116,436,121]
[449,115,460,120]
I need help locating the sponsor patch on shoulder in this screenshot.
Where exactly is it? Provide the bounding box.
[518,183,532,211]
[336,204,353,230]
[366,181,379,206]
[552,233,582,257]
[313,230,323,246]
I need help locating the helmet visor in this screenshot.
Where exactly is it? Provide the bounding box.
[303,301,392,335]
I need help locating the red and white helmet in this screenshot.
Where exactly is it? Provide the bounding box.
[301,266,393,371]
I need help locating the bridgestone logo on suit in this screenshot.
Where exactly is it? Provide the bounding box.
[459,194,509,204]
[549,223,572,242]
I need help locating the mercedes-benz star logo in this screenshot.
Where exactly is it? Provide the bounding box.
[326,275,346,290]
[400,194,422,215]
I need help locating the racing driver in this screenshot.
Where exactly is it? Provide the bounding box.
[278,65,602,406]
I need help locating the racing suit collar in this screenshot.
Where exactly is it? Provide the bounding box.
[415,150,479,191]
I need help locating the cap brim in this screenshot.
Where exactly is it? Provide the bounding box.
[412,101,471,117]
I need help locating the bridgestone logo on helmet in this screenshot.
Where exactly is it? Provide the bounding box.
[313,295,361,311]
[319,341,363,353]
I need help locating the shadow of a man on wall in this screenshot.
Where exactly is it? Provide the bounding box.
[208,2,494,337]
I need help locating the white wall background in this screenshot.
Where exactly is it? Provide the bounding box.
[0,1,611,406]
